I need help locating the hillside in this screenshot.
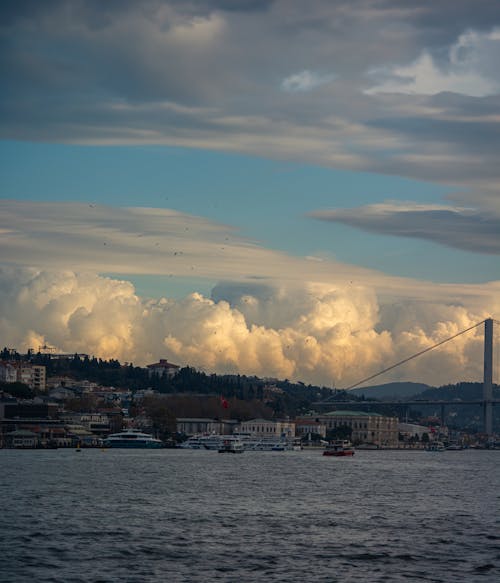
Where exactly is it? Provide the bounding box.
[350,381,433,400]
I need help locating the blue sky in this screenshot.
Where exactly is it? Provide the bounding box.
[3,139,493,297]
[1,1,499,387]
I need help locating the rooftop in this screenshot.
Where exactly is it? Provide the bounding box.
[321,410,383,417]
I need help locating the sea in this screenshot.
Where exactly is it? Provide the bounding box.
[0,448,499,583]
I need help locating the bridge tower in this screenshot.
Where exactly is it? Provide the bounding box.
[483,318,493,436]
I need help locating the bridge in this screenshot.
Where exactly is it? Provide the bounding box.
[316,318,499,436]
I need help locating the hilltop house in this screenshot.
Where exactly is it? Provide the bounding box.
[146,359,180,379]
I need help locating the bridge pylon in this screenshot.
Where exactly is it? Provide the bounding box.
[483,318,493,436]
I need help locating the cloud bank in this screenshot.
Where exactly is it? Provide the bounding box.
[0,267,494,388]
[310,203,500,254]
[2,0,500,210]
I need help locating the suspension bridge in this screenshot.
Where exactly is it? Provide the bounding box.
[316,318,499,436]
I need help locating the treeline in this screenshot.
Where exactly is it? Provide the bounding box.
[1,348,338,417]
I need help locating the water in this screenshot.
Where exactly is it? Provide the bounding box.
[1,449,499,582]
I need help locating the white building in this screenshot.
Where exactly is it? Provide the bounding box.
[0,363,17,383]
[146,359,180,379]
[235,418,295,439]
[300,411,399,446]
[176,418,236,436]
[294,419,327,438]
[0,363,46,391]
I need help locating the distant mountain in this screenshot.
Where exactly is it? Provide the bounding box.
[350,382,434,400]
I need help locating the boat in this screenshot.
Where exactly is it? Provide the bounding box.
[103,429,164,448]
[218,437,244,453]
[425,442,445,452]
[445,443,463,451]
[323,440,355,457]
[179,435,225,450]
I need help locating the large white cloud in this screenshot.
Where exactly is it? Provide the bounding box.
[0,267,496,388]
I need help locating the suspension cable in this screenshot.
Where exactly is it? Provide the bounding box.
[342,319,486,392]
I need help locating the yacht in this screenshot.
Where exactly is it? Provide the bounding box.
[103,429,164,448]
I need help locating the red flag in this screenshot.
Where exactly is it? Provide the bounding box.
[221,397,229,409]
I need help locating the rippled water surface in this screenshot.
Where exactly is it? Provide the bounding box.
[1,448,499,582]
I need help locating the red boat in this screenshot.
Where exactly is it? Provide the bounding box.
[323,440,355,457]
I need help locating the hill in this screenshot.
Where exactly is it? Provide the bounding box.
[350,381,433,400]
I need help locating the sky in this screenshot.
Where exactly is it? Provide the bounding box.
[1,0,499,388]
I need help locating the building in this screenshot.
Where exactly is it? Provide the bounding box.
[6,429,38,449]
[176,418,236,436]
[0,362,17,383]
[59,412,112,436]
[294,419,327,439]
[31,366,46,391]
[235,418,295,439]
[146,359,180,379]
[300,411,399,446]
[0,363,46,391]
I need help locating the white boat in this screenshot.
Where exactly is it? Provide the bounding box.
[218,437,244,453]
[425,442,446,452]
[179,434,225,450]
[239,438,292,451]
[103,429,163,448]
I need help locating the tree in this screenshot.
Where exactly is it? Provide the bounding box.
[327,424,352,441]
[0,382,33,399]
[142,396,177,438]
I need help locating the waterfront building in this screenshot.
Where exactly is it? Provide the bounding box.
[398,422,433,441]
[300,411,399,446]
[235,418,295,439]
[7,429,38,448]
[294,419,327,439]
[176,417,236,436]
[59,412,112,436]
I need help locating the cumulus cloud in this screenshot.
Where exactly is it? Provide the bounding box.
[309,203,500,254]
[0,268,495,387]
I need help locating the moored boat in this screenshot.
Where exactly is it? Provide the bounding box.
[103,429,163,448]
[323,440,355,457]
[425,442,445,452]
[218,437,244,453]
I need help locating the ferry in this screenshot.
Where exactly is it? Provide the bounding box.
[323,440,355,457]
[103,429,164,448]
[218,437,245,453]
[179,435,225,450]
[425,442,446,452]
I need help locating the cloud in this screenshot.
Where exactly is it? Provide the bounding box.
[2,1,500,195]
[0,199,376,285]
[2,199,499,306]
[309,203,500,254]
[0,267,495,387]
[366,28,500,97]
[281,70,336,92]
